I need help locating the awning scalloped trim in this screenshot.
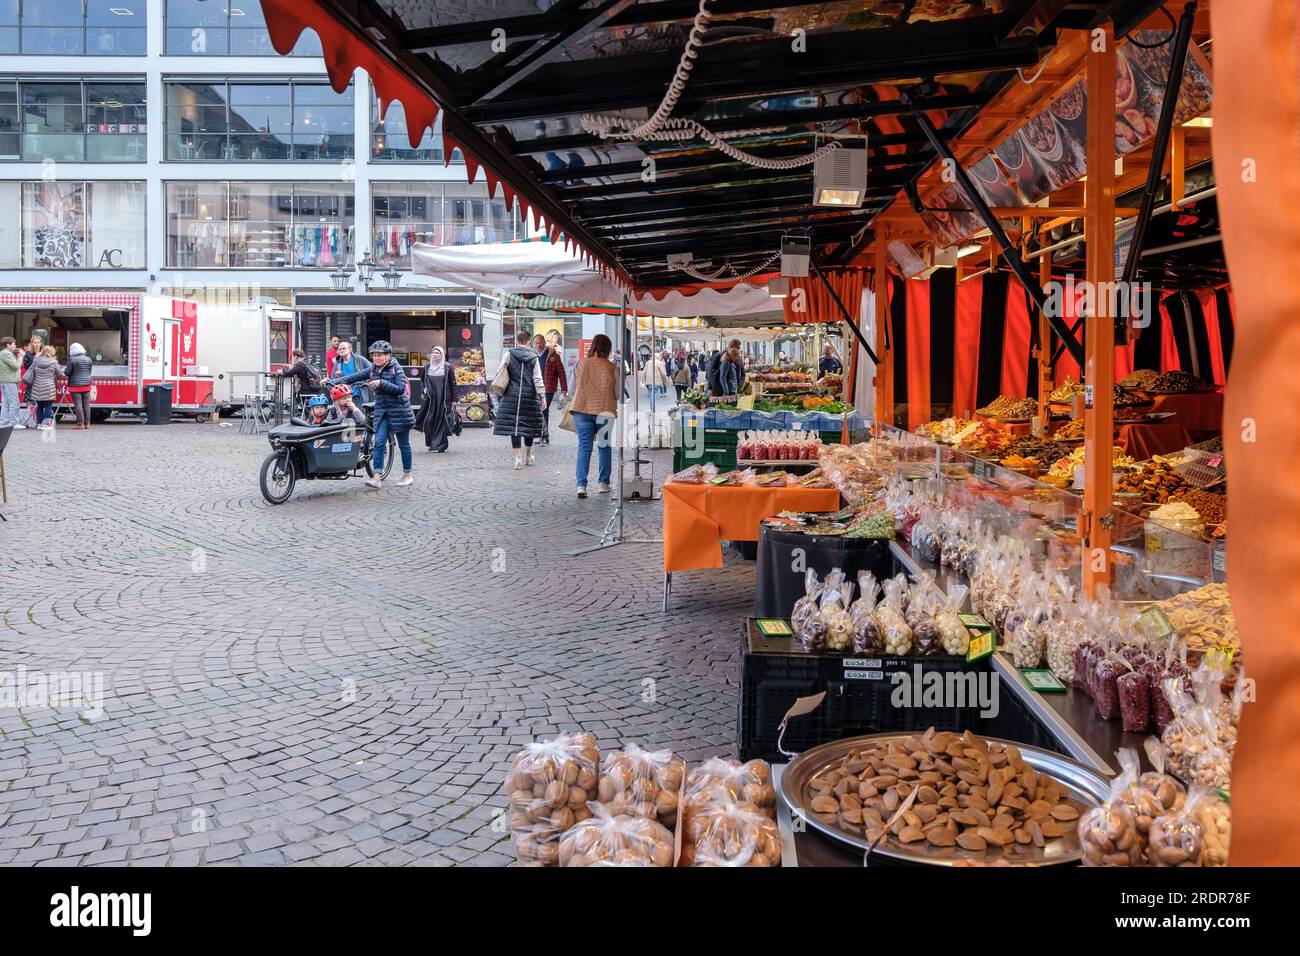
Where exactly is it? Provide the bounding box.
[258,0,622,285]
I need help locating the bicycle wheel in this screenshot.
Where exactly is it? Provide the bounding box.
[380,436,397,479]
[259,451,296,504]
[362,433,376,478]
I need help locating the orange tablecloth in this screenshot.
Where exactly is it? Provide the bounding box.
[1146,392,1224,434]
[662,482,842,573]
[973,413,1032,437]
[1118,423,1193,460]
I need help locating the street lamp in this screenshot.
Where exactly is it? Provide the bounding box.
[329,265,353,292]
[381,269,403,291]
[357,251,376,286]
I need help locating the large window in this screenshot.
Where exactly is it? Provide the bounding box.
[164,0,320,56]
[166,181,355,269]
[0,78,146,162]
[166,79,353,161]
[0,180,145,268]
[371,182,520,269]
[0,0,145,55]
[370,91,462,164]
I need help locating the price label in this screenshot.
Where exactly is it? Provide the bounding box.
[966,630,996,663]
[754,618,792,637]
[1138,606,1176,641]
[1020,668,1066,693]
[1030,416,1043,438]
[1207,454,1223,468]
[791,422,803,431]
[736,395,755,411]
[708,475,729,485]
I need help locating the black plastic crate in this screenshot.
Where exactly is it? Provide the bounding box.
[738,620,993,762]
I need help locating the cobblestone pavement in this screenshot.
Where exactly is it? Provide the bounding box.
[0,417,756,866]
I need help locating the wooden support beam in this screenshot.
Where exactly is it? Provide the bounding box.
[1083,24,1117,597]
[1035,220,1053,427]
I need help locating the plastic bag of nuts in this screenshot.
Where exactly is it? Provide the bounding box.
[1123,738,1185,840]
[792,568,827,652]
[1148,786,1213,866]
[680,790,782,867]
[504,732,601,866]
[597,743,686,832]
[1196,792,1231,867]
[683,757,776,818]
[850,570,884,656]
[559,802,676,867]
[1080,748,1145,866]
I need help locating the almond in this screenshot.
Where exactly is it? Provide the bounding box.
[899,826,925,844]
[927,827,956,847]
[956,832,988,852]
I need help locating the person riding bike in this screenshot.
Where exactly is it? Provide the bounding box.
[324,383,366,427]
[305,393,330,425]
[326,340,414,490]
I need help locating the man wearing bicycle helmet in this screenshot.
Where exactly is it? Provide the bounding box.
[305,393,330,426]
[324,383,366,427]
[327,339,415,490]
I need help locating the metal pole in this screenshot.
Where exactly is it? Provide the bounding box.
[618,294,626,538]
[1119,2,1198,305]
[903,94,1086,369]
[810,262,880,366]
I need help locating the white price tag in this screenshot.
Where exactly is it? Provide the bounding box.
[791,422,803,431]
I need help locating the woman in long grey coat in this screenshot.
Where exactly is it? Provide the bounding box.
[493,329,546,469]
[27,346,64,429]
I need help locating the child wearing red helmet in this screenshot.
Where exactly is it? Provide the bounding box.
[324,383,366,427]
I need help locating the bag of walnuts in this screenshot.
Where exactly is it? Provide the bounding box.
[560,802,676,867]
[1079,748,1145,866]
[597,743,686,832]
[683,757,776,818]
[504,732,601,866]
[680,789,782,867]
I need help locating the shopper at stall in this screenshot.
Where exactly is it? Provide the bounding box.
[819,345,843,377]
[417,346,457,454]
[63,343,94,430]
[331,341,371,405]
[706,339,743,396]
[539,336,567,446]
[718,347,744,397]
[26,346,64,430]
[324,384,366,427]
[0,337,20,429]
[328,340,414,490]
[494,329,546,469]
[20,335,43,404]
[569,333,618,498]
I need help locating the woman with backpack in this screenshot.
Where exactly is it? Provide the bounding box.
[64,343,94,429]
[493,330,546,469]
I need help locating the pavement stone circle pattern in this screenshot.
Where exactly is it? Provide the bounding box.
[0,418,755,866]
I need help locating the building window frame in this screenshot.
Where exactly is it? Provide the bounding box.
[0,178,147,269]
[161,0,320,57]
[0,75,148,163]
[0,0,148,57]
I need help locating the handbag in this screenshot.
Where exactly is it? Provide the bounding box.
[489,357,511,397]
[21,367,33,388]
[559,406,576,433]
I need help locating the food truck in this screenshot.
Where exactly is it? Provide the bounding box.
[0,292,231,420]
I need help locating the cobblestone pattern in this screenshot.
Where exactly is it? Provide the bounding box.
[0,419,755,865]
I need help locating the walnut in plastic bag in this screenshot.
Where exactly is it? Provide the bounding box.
[597,743,686,831]
[560,802,676,867]
[504,732,601,866]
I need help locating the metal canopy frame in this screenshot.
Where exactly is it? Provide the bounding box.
[298,0,1099,287]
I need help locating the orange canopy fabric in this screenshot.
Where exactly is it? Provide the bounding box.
[1117,423,1192,460]
[781,269,867,325]
[662,483,842,573]
[1145,391,1224,434]
[1213,0,1300,866]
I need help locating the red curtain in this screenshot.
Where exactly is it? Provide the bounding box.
[1197,287,1231,385]
[1053,285,1083,386]
[1001,284,1032,396]
[906,281,931,429]
[952,278,983,419]
[1159,301,1182,372]
[781,269,867,325]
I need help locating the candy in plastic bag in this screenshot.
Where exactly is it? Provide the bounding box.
[791,568,826,652]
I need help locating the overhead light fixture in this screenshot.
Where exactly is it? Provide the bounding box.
[931,246,959,269]
[780,234,810,278]
[357,251,376,285]
[813,145,868,207]
[666,252,694,271]
[767,277,789,299]
[957,243,983,259]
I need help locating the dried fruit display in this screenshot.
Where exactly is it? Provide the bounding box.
[803,729,1085,860]
[1113,460,1190,503]
[1120,368,1160,389]
[1149,370,1206,392]
[1052,418,1085,442]
[1171,488,1227,526]
[1049,379,1085,403]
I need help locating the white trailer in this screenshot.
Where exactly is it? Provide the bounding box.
[197,303,297,411]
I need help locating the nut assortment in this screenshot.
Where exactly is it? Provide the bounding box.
[1113,460,1191,503]
[803,729,1085,859]
[1171,488,1227,526]
[1052,418,1085,442]
[559,805,676,867]
[681,758,780,867]
[1120,368,1160,389]
[976,396,1038,421]
[1148,370,1205,392]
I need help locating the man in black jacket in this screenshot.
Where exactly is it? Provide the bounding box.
[706,339,743,396]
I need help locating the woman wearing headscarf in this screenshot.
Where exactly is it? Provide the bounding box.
[64,343,94,429]
[417,345,458,453]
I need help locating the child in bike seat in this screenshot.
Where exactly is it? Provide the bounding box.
[324,384,367,427]
[306,393,331,425]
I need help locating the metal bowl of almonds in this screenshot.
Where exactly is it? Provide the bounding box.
[780,729,1110,866]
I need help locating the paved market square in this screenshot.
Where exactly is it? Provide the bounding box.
[0,421,748,866]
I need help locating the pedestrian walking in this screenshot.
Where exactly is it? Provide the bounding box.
[0,337,21,429]
[416,346,457,453]
[671,357,692,401]
[569,333,618,498]
[328,340,414,489]
[326,335,340,377]
[538,334,567,445]
[641,350,669,406]
[26,346,64,429]
[494,329,546,470]
[63,343,94,429]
